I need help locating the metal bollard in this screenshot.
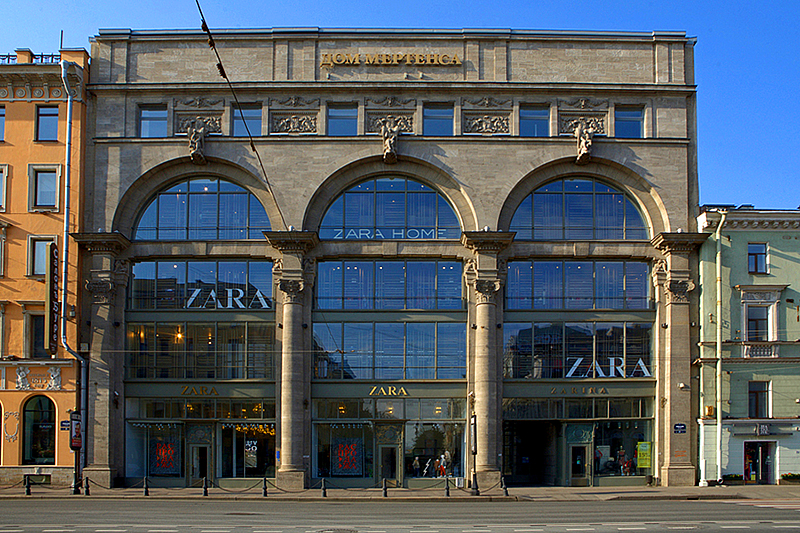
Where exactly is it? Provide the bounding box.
[445,476,450,497]
[202,476,208,497]
[382,477,387,498]
[84,477,91,496]
[501,476,509,497]
[143,476,149,496]
[321,478,327,498]
[24,476,31,496]
[262,477,268,497]
[72,476,82,495]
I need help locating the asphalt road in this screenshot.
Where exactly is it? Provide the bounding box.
[0,500,799,533]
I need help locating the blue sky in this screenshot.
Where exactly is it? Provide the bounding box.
[4,0,799,211]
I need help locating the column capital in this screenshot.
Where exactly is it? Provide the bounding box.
[264,231,319,254]
[278,279,305,303]
[461,231,515,254]
[650,232,708,254]
[473,278,501,304]
[72,232,131,256]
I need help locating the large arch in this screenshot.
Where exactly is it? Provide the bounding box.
[112,156,285,238]
[303,155,478,234]
[497,157,671,237]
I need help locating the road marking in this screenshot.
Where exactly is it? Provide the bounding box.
[668,528,696,530]
[95,530,128,532]
[773,527,800,529]
[43,530,75,533]
[148,530,178,533]
[566,529,595,532]
[721,527,751,530]
[513,529,544,532]
[618,529,647,531]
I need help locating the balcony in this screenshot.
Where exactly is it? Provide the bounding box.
[743,343,779,358]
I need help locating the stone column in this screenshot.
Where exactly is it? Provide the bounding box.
[461,231,514,490]
[264,231,318,490]
[652,233,707,486]
[73,233,130,488]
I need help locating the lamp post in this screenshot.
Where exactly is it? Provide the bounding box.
[470,410,479,496]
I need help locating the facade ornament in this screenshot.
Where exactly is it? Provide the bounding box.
[176,97,223,108]
[561,98,608,111]
[366,96,415,108]
[463,97,511,108]
[368,114,413,134]
[46,366,62,390]
[667,279,695,303]
[271,114,317,134]
[562,116,604,165]
[279,279,305,303]
[302,258,316,275]
[380,119,402,164]
[16,367,30,390]
[86,279,116,304]
[474,279,502,304]
[464,115,509,135]
[272,258,283,275]
[176,115,221,134]
[274,96,319,108]
[3,412,19,442]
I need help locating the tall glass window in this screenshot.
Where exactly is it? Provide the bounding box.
[509,178,648,240]
[23,396,55,465]
[313,322,466,380]
[134,178,270,240]
[36,106,59,141]
[506,261,650,310]
[316,260,462,310]
[319,176,460,240]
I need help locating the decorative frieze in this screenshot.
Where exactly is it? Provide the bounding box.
[463,114,509,135]
[366,96,415,108]
[272,96,319,108]
[175,115,222,135]
[271,113,317,134]
[367,113,413,134]
[463,97,511,108]
[174,97,223,108]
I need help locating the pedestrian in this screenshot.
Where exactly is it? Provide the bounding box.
[413,456,420,477]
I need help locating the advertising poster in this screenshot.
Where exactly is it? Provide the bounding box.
[637,441,652,469]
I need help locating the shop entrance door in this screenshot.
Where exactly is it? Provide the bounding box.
[745,442,775,484]
[569,444,590,487]
[189,444,211,487]
[379,445,399,486]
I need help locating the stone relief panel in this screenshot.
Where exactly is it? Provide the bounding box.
[4,412,19,442]
[271,113,317,134]
[463,114,510,135]
[367,113,414,134]
[462,97,511,109]
[175,114,222,135]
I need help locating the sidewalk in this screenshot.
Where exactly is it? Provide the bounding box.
[3,482,800,501]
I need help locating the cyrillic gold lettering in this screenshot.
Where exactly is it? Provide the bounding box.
[333,53,346,65]
[427,53,438,65]
[320,53,333,67]
[392,53,404,64]
[440,54,451,64]
[365,53,380,65]
[451,54,462,66]
[345,53,360,65]
[414,53,426,65]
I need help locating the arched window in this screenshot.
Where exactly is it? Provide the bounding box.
[510,178,648,240]
[319,176,461,240]
[134,178,271,240]
[23,396,55,465]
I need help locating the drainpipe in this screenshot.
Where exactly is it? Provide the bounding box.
[714,210,728,484]
[60,60,88,479]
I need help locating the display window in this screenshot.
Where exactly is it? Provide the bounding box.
[220,423,275,478]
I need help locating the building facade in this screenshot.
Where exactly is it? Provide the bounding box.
[81,28,702,489]
[697,207,800,485]
[0,48,88,484]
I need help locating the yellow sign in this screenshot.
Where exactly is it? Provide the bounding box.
[321,52,462,68]
[368,385,409,396]
[637,441,651,469]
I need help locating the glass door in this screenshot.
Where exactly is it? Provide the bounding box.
[379,445,399,486]
[569,444,590,487]
[189,444,211,487]
[745,442,775,485]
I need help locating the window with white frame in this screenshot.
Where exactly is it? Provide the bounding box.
[0,164,7,211]
[27,236,55,276]
[139,105,168,138]
[27,165,60,212]
[748,243,768,274]
[737,285,787,356]
[748,381,770,418]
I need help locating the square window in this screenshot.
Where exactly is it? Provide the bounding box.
[327,104,358,136]
[139,105,168,138]
[0,107,5,141]
[748,381,769,418]
[520,105,549,137]
[423,104,454,136]
[29,237,54,276]
[36,106,59,141]
[748,243,768,274]
[615,107,643,139]
[233,104,262,137]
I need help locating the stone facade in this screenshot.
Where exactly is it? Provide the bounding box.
[81,28,701,488]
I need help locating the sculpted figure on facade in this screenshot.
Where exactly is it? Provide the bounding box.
[380,119,402,164]
[15,367,30,390]
[187,120,207,165]
[46,366,62,390]
[567,117,602,165]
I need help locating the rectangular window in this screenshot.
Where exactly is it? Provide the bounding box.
[232,104,262,137]
[748,243,768,274]
[519,106,549,137]
[327,104,358,136]
[0,106,5,141]
[139,105,168,138]
[28,237,54,276]
[36,106,59,141]
[0,164,7,211]
[423,104,454,136]
[33,170,57,208]
[748,381,769,418]
[746,305,769,341]
[30,314,48,359]
[615,107,643,139]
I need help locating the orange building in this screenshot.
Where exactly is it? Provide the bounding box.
[0,48,88,486]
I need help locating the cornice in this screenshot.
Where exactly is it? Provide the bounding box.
[263,231,319,253]
[0,68,85,103]
[650,232,708,253]
[72,232,131,254]
[461,231,515,253]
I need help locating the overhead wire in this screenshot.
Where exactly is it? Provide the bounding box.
[194,0,287,230]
